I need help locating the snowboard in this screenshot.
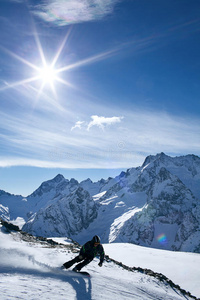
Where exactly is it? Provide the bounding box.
[61,266,90,277]
[73,270,90,277]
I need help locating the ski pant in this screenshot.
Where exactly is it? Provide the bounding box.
[63,254,93,271]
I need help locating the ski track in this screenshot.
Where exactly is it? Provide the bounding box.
[0,255,190,300]
[0,263,196,300]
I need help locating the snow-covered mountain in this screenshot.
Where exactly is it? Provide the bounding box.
[1,153,200,253]
[24,186,98,237]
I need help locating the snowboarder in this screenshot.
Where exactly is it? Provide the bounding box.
[62,235,105,272]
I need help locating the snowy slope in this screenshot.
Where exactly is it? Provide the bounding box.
[104,243,200,299]
[0,225,199,300]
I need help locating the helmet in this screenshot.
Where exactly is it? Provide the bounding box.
[92,235,100,244]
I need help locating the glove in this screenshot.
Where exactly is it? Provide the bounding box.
[98,262,103,267]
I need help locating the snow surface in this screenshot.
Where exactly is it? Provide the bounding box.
[104,243,200,298]
[0,227,199,300]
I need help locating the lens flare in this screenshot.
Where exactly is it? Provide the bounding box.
[157,233,167,244]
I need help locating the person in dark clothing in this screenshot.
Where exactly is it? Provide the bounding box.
[62,235,105,272]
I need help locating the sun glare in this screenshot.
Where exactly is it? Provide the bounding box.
[0,25,115,99]
[0,29,72,97]
[39,65,57,85]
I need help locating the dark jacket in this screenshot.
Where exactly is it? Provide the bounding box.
[80,240,105,264]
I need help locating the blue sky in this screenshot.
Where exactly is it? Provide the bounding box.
[0,0,200,196]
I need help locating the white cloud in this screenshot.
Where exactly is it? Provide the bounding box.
[87,115,123,130]
[71,121,85,131]
[70,115,123,131]
[32,0,119,26]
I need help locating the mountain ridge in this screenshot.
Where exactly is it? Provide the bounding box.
[0,152,200,252]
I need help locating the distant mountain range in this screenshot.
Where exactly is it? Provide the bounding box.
[1,153,200,253]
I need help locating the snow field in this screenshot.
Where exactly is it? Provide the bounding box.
[0,229,199,300]
[104,243,200,298]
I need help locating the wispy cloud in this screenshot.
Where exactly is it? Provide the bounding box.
[71,121,85,131]
[1,106,200,170]
[31,0,120,26]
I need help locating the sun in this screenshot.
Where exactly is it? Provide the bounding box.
[38,65,57,85]
[35,63,59,97]
[0,29,72,98]
[0,25,115,99]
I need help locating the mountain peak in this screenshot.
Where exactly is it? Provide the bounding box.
[0,190,11,197]
[69,178,79,186]
[29,174,67,198]
[81,178,93,183]
[53,174,65,182]
[142,152,168,167]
